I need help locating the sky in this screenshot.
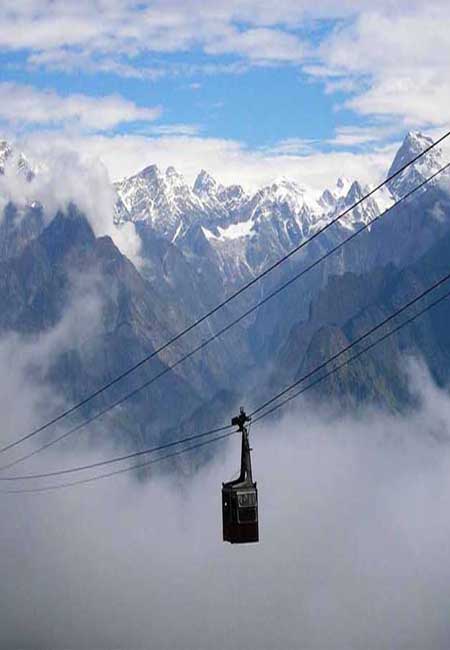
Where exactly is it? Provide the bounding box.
[1,0,450,189]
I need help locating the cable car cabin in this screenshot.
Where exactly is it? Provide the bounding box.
[222,409,259,544]
[222,483,258,544]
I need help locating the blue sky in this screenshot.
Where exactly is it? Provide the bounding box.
[2,43,352,145]
[0,1,448,188]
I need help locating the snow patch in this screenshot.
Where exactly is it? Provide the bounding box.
[171,221,183,243]
[203,220,254,242]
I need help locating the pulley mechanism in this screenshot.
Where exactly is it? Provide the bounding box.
[222,407,259,544]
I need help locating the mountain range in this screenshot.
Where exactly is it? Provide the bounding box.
[0,131,449,459]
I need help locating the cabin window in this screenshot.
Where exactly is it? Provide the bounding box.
[237,491,257,507]
[238,506,257,523]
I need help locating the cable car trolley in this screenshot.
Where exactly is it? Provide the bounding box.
[222,408,259,544]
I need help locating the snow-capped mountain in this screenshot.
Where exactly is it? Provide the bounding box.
[387,131,444,199]
[114,161,390,290]
[319,176,351,211]
[1,130,450,441]
[114,164,209,241]
[193,169,248,218]
[3,130,447,298]
[109,131,449,308]
[198,177,332,284]
[114,164,251,248]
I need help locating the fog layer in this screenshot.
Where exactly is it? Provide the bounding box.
[1,363,450,649]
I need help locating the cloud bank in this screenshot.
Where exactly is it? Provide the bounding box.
[0,142,142,264]
[2,361,450,649]
[18,130,396,192]
[0,82,161,131]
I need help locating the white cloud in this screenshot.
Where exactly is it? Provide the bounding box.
[0,0,372,76]
[143,123,202,137]
[0,0,447,80]
[314,6,450,128]
[0,82,161,131]
[27,48,165,80]
[269,138,321,155]
[346,72,450,128]
[205,27,305,63]
[0,268,111,447]
[0,142,142,264]
[3,361,450,648]
[0,3,101,50]
[328,124,399,147]
[319,8,450,75]
[17,131,395,192]
[1,1,302,64]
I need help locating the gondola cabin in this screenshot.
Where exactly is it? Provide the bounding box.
[222,484,259,544]
[222,408,259,544]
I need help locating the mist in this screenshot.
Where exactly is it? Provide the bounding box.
[1,361,450,649]
[0,142,142,265]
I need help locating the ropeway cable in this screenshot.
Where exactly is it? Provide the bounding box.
[3,277,450,494]
[0,431,237,494]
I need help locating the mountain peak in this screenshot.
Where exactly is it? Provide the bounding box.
[114,161,204,239]
[193,169,218,197]
[266,177,318,208]
[347,180,364,201]
[403,130,433,150]
[39,204,96,264]
[272,176,300,190]
[166,165,183,180]
[390,131,435,172]
[196,169,213,182]
[139,164,163,181]
[336,176,351,192]
[387,131,443,198]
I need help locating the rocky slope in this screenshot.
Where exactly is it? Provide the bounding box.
[271,226,450,413]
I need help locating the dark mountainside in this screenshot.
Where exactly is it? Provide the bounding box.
[275,232,450,413]
[0,205,205,451]
[0,132,449,462]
